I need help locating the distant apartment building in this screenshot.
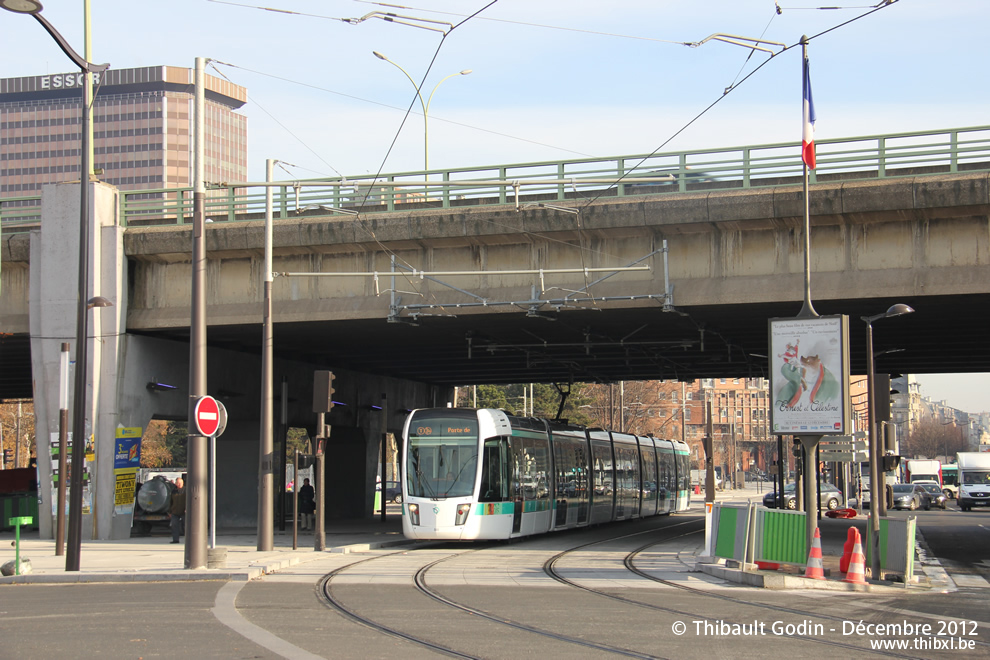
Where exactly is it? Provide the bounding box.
[0,65,247,198]
[644,378,771,478]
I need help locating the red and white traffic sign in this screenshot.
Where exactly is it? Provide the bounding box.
[193,395,221,436]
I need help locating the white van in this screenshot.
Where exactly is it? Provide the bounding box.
[956,452,990,511]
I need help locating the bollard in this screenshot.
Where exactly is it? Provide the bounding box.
[9,516,33,576]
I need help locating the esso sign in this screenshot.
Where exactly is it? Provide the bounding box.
[193,395,221,437]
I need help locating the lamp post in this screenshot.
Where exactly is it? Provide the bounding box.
[863,303,914,579]
[372,51,471,173]
[1,0,110,572]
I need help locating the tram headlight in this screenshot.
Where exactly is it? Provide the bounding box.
[455,503,471,526]
[408,503,420,526]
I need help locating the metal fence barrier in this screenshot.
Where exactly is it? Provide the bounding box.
[3,126,989,233]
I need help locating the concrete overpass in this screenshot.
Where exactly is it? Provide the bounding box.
[2,127,989,540]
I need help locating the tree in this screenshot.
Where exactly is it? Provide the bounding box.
[140,420,173,468]
[452,382,594,425]
[580,381,683,436]
[901,418,966,461]
[0,401,35,469]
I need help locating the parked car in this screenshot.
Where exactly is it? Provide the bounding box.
[916,482,948,509]
[762,482,843,511]
[376,480,402,503]
[890,483,931,511]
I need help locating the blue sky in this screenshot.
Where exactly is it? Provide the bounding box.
[2,1,986,181]
[2,0,987,412]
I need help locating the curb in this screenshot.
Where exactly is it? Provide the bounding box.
[0,538,416,585]
[695,560,932,592]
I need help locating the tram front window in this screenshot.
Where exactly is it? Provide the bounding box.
[407,437,478,499]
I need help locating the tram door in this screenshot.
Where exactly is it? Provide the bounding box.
[510,438,523,534]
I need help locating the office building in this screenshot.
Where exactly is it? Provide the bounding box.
[0,65,247,197]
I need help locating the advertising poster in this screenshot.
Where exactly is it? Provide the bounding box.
[769,315,849,435]
[49,431,93,516]
[113,427,143,515]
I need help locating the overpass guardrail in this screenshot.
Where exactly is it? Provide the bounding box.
[2,125,989,233]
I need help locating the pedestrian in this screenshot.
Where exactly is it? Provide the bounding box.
[169,474,186,544]
[298,477,316,531]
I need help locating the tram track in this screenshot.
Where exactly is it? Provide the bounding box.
[315,514,980,659]
[318,549,480,659]
[542,518,966,659]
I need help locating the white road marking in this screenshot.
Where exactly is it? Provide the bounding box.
[212,581,326,660]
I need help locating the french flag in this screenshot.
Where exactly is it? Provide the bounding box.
[802,56,816,169]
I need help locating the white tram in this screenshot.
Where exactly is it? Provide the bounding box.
[401,408,692,541]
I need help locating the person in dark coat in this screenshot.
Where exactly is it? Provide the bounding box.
[169,475,186,543]
[298,478,316,531]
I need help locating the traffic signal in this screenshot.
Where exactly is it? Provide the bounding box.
[874,374,891,422]
[313,370,336,412]
[882,455,901,472]
[792,439,802,457]
[2,449,10,465]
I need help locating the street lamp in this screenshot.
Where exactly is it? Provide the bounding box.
[863,303,914,579]
[372,51,471,173]
[1,0,110,572]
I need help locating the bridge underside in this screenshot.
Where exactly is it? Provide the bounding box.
[3,170,989,399]
[120,291,987,389]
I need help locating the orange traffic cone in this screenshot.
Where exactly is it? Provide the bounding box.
[839,526,858,573]
[804,527,825,580]
[843,527,867,584]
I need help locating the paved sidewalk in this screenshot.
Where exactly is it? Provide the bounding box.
[0,514,409,584]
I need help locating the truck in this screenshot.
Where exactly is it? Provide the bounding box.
[131,471,181,535]
[690,468,721,489]
[956,452,990,511]
[904,459,941,486]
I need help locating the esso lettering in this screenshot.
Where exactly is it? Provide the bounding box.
[38,73,101,90]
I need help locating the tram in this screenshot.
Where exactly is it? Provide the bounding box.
[400,408,692,541]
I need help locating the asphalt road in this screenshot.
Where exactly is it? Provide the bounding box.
[2,512,989,660]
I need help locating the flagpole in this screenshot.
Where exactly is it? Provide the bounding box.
[799,35,817,320]
[796,35,822,560]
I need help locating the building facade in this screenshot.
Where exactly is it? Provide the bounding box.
[0,65,247,197]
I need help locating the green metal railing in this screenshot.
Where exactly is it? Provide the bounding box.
[2,125,988,232]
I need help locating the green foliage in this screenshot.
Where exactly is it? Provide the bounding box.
[454,382,594,426]
[286,427,311,455]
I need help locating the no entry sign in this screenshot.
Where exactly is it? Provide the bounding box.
[193,395,221,437]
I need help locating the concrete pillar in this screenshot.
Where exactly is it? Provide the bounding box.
[30,180,123,541]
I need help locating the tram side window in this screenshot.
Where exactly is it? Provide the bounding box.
[554,438,587,500]
[521,435,551,500]
[592,442,613,495]
[615,446,637,499]
[676,452,690,492]
[658,451,674,498]
[479,438,509,502]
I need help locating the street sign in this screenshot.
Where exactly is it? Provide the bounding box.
[819,450,869,463]
[819,441,867,452]
[193,395,221,436]
[215,400,228,438]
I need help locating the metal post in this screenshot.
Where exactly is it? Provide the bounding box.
[209,433,216,549]
[292,449,299,550]
[704,399,715,502]
[380,393,387,522]
[258,158,275,551]
[278,377,288,530]
[55,342,70,556]
[66,62,94,574]
[15,402,21,468]
[798,37,818,320]
[186,56,208,570]
[314,425,326,552]
[866,320,881,579]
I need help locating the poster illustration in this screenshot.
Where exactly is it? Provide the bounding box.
[769,315,849,435]
[49,431,93,516]
[113,427,143,515]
